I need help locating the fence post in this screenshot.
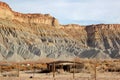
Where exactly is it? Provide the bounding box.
[73,60,75,79]
[17,63,20,77]
[53,62,55,78]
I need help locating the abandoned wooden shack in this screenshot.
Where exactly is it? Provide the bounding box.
[47,60,84,73]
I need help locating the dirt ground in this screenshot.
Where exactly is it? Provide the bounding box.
[0,71,120,80]
[0,59,120,80]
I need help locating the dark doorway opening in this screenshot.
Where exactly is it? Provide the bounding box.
[63,65,70,72]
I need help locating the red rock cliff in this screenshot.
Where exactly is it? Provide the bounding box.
[0,1,59,26]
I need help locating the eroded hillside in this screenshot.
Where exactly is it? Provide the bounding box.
[0,1,120,62]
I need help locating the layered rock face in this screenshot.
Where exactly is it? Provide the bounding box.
[0,1,120,62]
[0,2,59,26]
[61,24,120,59]
[85,24,120,58]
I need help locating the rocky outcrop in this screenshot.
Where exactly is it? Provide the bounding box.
[0,1,59,26]
[0,1,120,62]
[86,24,120,49]
[60,24,120,59]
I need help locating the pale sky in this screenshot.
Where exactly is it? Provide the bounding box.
[1,0,120,25]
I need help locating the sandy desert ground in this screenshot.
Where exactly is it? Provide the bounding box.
[0,71,120,80]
